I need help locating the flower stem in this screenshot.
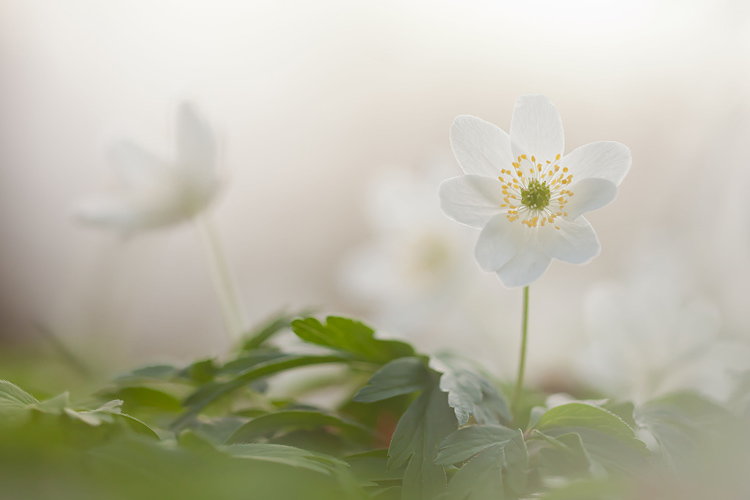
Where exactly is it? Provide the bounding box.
[195,215,245,342]
[511,285,530,423]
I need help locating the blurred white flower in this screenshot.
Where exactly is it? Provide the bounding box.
[577,245,750,403]
[74,103,221,233]
[339,164,516,375]
[439,94,631,288]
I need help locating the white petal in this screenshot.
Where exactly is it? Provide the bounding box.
[559,141,631,186]
[450,115,513,177]
[509,95,564,164]
[496,240,551,288]
[538,217,600,265]
[565,178,617,219]
[109,141,167,189]
[177,102,217,171]
[72,195,140,231]
[438,175,504,229]
[474,215,524,272]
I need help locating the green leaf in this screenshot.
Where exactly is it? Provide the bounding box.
[227,410,373,444]
[636,392,730,471]
[114,364,179,382]
[503,429,529,495]
[436,425,518,465]
[387,373,457,500]
[603,401,637,429]
[440,429,528,500]
[32,391,71,413]
[180,358,218,384]
[219,349,287,375]
[532,431,591,476]
[292,317,415,364]
[114,412,162,439]
[345,449,406,484]
[434,354,511,425]
[0,381,158,438]
[101,386,183,413]
[242,309,305,350]
[190,416,250,445]
[0,380,38,407]
[353,359,457,499]
[65,399,160,438]
[0,380,38,424]
[353,357,429,403]
[221,443,348,475]
[534,403,649,475]
[444,444,505,500]
[175,353,352,429]
[535,403,648,455]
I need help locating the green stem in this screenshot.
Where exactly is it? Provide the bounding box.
[195,215,245,341]
[511,286,530,422]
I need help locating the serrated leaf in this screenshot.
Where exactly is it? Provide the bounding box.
[603,401,637,429]
[115,412,161,439]
[444,444,505,500]
[434,355,511,425]
[440,428,527,500]
[387,373,457,500]
[62,399,158,436]
[354,357,429,403]
[535,403,648,455]
[27,391,161,439]
[0,380,38,424]
[292,317,415,364]
[436,425,517,465]
[0,380,38,407]
[227,410,373,444]
[534,403,649,475]
[32,391,70,413]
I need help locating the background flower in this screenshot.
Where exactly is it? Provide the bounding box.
[74,103,220,234]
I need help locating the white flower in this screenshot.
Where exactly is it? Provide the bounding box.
[438,94,631,288]
[74,103,221,233]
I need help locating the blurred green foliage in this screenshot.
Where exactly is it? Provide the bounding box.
[2,313,749,499]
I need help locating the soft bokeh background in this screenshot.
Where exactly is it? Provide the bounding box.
[2,0,750,391]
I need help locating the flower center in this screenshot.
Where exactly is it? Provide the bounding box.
[520,179,550,210]
[497,153,574,230]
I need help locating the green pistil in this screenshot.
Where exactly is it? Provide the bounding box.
[520,179,551,210]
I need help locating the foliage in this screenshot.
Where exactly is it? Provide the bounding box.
[1,312,748,499]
